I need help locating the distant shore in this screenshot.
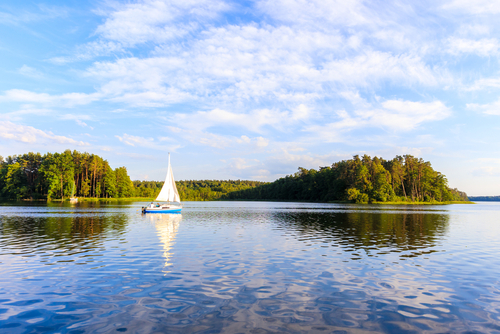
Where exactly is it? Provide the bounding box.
[9,198,475,204]
[468,196,500,202]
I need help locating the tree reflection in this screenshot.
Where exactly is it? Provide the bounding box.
[0,213,128,253]
[273,210,449,257]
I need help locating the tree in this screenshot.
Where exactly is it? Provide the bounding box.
[103,164,117,198]
[3,163,28,200]
[40,152,74,200]
[115,167,134,197]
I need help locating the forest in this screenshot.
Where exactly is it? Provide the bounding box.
[134,180,267,201]
[0,150,135,200]
[0,150,266,201]
[223,154,469,203]
[0,151,468,203]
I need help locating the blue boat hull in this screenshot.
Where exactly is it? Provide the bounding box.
[143,208,182,214]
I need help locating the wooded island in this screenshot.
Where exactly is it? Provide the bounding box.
[0,151,468,203]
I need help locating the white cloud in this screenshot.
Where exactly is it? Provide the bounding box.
[305,110,361,143]
[447,37,500,56]
[339,91,372,108]
[306,99,451,143]
[0,121,88,145]
[76,120,92,129]
[0,5,68,25]
[251,169,271,179]
[369,100,452,130]
[1,106,53,121]
[77,20,442,109]
[116,134,155,147]
[255,136,270,148]
[162,122,272,151]
[320,51,442,87]
[471,158,500,177]
[442,0,500,14]
[467,99,500,115]
[0,89,100,107]
[3,0,499,186]
[115,133,181,151]
[220,148,352,180]
[93,0,230,47]
[49,41,125,64]
[256,0,369,27]
[473,166,500,177]
[456,24,490,37]
[465,78,500,91]
[170,106,312,133]
[60,114,92,121]
[261,149,347,178]
[19,65,43,78]
[85,57,191,106]
[189,131,232,149]
[228,157,257,170]
[236,135,269,148]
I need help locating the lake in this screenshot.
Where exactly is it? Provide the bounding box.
[1,201,500,333]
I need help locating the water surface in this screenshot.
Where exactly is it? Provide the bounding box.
[1,201,500,333]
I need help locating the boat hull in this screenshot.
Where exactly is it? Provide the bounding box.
[143,208,182,214]
[142,204,182,214]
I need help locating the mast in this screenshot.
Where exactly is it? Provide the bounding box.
[167,152,170,205]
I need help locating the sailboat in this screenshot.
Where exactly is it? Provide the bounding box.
[142,154,182,214]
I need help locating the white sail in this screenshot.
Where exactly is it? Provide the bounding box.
[155,154,181,203]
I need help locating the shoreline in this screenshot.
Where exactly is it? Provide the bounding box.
[2,198,475,205]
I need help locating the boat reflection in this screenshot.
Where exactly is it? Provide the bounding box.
[145,213,182,270]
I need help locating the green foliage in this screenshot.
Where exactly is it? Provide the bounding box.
[0,150,135,201]
[39,151,75,200]
[3,163,28,200]
[132,179,268,201]
[103,165,117,198]
[0,151,468,204]
[226,154,469,203]
[115,167,134,197]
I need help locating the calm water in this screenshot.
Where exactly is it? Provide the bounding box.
[1,201,500,333]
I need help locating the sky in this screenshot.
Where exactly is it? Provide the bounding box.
[0,0,499,196]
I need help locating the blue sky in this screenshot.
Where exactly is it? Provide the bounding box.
[1,0,500,196]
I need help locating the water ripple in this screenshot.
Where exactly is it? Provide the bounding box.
[0,201,500,332]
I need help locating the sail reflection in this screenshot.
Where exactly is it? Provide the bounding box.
[146,213,182,269]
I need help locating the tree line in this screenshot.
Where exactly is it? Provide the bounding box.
[0,150,135,200]
[134,180,267,201]
[223,154,468,203]
[0,150,265,201]
[467,196,500,202]
[1,152,468,203]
